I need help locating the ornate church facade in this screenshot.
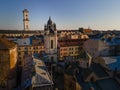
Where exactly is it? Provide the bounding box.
[44,17,58,62]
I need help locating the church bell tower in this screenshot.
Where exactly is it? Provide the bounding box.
[23,9,30,31]
[44,17,57,62]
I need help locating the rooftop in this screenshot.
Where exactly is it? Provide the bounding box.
[91,63,108,78]
[102,56,120,71]
[0,38,16,50]
[32,58,53,88]
[108,56,120,71]
[95,78,120,90]
[58,39,83,47]
[0,30,44,34]
[83,29,93,33]
[76,69,120,90]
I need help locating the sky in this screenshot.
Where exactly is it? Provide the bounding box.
[0,0,120,30]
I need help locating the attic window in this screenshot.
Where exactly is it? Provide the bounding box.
[24,42,26,44]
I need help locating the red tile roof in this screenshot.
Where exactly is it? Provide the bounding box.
[83,29,92,33]
[58,39,83,47]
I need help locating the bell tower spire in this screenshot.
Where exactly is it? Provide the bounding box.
[23,9,30,31]
[44,17,58,62]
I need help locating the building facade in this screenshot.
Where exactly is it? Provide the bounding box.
[18,43,44,67]
[58,39,81,61]
[23,9,30,31]
[0,38,17,90]
[44,17,58,62]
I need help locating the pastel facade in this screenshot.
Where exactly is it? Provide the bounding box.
[58,39,82,61]
[18,44,44,66]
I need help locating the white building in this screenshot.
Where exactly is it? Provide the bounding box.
[44,17,58,62]
[23,9,30,31]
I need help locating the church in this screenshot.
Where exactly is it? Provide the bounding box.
[44,17,58,62]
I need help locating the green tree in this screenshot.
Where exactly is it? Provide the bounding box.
[78,27,84,33]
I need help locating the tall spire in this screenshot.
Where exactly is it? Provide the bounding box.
[23,9,30,31]
[49,16,51,20]
[47,16,52,25]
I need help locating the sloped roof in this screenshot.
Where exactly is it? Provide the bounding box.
[80,68,93,80]
[0,38,16,50]
[32,58,53,87]
[108,56,120,71]
[91,63,108,78]
[96,78,120,90]
[58,39,83,47]
[83,29,92,33]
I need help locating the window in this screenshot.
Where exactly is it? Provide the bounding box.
[18,47,21,50]
[23,42,26,44]
[25,51,27,54]
[69,52,73,54]
[75,48,78,50]
[64,48,66,51]
[26,25,28,29]
[36,47,38,49]
[51,56,54,62]
[51,40,53,49]
[18,52,21,55]
[25,47,27,50]
[75,51,78,54]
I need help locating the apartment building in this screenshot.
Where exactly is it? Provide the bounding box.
[0,38,17,90]
[58,39,83,61]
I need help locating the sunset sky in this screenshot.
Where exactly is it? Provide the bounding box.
[0,0,120,30]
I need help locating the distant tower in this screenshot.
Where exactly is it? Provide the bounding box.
[44,17,57,62]
[23,9,30,31]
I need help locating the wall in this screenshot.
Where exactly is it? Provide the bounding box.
[0,46,17,90]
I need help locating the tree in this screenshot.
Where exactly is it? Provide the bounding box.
[78,27,84,33]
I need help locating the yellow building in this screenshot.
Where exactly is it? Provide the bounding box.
[58,39,82,61]
[59,46,80,60]
[18,44,44,66]
[0,38,17,90]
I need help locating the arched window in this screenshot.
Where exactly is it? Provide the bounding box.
[51,40,53,49]
[51,56,54,62]
[26,25,28,29]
